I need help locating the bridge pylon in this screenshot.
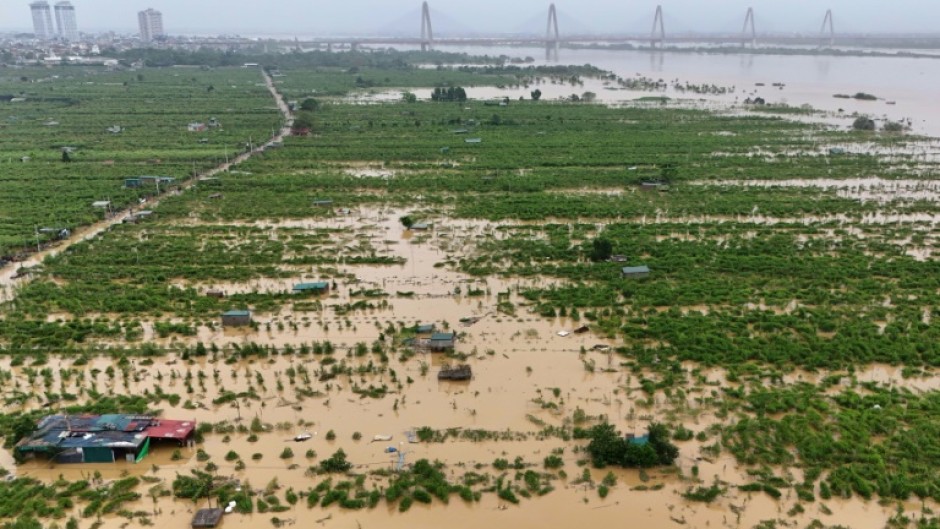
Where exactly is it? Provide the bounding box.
[545,3,560,61]
[742,7,756,48]
[420,2,433,51]
[819,9,834,48]
[650,5,665,48]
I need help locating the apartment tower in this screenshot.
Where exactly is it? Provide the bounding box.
[54,1,79,41]
[29,1,54,40]
[138,8,164,42]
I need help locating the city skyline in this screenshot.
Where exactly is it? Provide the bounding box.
[4,0,940,36]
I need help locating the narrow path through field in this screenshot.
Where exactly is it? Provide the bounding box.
[0,68,294,303]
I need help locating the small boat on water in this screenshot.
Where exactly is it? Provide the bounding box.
[293,431,313,442]
[372,434,393,442]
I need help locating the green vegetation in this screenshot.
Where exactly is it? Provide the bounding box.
[1,51,940,528]
[580,423,679,468]
[0,66,281,256]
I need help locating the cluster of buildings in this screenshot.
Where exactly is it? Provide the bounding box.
[28,2,164,42]
[15,414,195,464]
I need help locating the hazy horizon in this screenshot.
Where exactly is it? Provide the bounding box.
[2,0,940,36]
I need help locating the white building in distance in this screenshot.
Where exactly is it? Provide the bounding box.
[54,1,79,41]
[29,1,55,40]
[54,1,78,41]
[138,8,164,42]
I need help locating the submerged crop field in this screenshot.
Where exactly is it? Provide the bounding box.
[1,51,940,529]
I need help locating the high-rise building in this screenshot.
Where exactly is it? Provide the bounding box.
[138,8,164,42]
[29,1,55,40]
[54,1,79,41]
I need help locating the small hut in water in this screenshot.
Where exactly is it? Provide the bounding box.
[438,365,472,381]
[222,310,251,327]
[191,508,223,528]
[429,332,456,351]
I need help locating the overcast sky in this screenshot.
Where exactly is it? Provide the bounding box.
[2,1,937,35]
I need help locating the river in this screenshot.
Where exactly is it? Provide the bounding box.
[394,45,940,137]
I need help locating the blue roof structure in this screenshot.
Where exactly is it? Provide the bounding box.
[293,282,329,292]
[622,266,650,275]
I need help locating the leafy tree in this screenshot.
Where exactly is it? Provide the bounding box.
[319,449,352,473]
[292,112,314,131]
[300,98,320,111]
[853,116,875,131]
[530,88,542,101]
[584,423,679,469]
[431,86,467,102]
[589,237,613,262]
[9,415,38,447]
[882,121,905,132]
[399,215,415,229]
[401,92,417,103]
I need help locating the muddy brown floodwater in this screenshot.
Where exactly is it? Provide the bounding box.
[3,205,939,529]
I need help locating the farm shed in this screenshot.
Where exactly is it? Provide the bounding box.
[293,282,330,294]
[124,178,141,188]
[429,332,456,351]
[206,289,225,298]
[438,364,472,381]
[415,323,436,334]
[464,138,482,144]
[312,199,334,207]
[15,414,195,464]
[625,433,649,445]
[191,508,223,528]
[621,265,650,279]
[411,222,431,231]
[222,310,252,327]
[91,201,111,209]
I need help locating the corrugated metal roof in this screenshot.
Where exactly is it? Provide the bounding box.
[430,332,455,341]
[16,414,194,454]
[223,310,251,317]
[622,265,650,275]
[293,282,329,291]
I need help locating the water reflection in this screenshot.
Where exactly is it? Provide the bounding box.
[648,50,664,71]
[815,56,831,77]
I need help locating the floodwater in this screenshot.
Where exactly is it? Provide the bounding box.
[4,48,940,529]
[4,205,940,529]
[404,46,940,137]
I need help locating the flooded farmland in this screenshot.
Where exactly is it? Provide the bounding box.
[3,48,940,529]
